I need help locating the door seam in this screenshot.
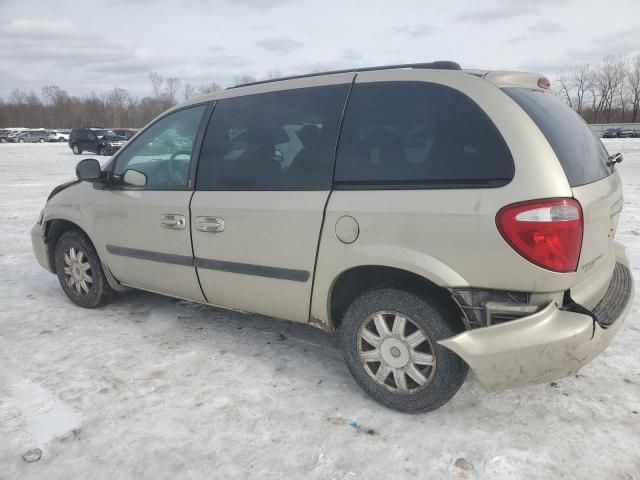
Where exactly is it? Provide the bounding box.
[306,73,358,328]
[188,190,210,303]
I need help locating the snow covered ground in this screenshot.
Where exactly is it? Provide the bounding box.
[0,141,639,479]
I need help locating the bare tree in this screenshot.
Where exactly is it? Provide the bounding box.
[628,55,640,122]
[183,83,197,100]
[9,88,27,105]
[198,82,221,94]
[42,85,69,105]
[106,87,130,126]
[555,73,574,109]
[572,65,591,114]
[165,77,181,106]
[148,72,164,99]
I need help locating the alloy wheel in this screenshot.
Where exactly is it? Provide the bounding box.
[357,310,436,394]
[63,247,93,295]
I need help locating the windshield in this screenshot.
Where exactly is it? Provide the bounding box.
[503,87,612,187]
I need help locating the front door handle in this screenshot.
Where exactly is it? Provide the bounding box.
[195,216,225,233]
[161,214,186,230]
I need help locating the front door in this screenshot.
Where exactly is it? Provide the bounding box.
[191,80,352,322]
[92,104,209,301]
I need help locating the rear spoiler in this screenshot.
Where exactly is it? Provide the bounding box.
[465,70,551,90]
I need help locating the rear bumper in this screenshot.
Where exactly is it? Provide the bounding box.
[439,242,634,391]
[31,223,54,273]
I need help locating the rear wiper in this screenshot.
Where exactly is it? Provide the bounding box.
[607,152,623,168]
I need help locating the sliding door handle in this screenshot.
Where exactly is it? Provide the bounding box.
[196,216,225,233]
[161,214,186,230]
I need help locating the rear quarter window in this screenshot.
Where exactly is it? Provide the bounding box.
[502,87,612,187]
[334,81,514,188]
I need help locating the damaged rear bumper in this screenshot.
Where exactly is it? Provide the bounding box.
[439,243,634,391]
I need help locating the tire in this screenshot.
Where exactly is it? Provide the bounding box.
[98,147,107,156]
[71,144,81,155]
[340,288,468,413]
[0,138,7,143]
[39,138,45,143]
[59,137,66,142]
[18,138,25,143]
[54,230,115,308]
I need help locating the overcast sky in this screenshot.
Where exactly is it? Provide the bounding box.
[2,0,640,100]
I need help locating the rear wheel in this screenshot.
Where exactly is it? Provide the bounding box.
[71,144,81,155]
[39,138,45,143]
[340,288,468,413]
[54,230,114,308]
[18,138,25,143]
[59,137,66,142]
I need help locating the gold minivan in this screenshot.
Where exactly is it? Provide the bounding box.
[32,62,634,412]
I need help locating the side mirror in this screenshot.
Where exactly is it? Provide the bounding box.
[123,169,147,187]
[76,158,101,181]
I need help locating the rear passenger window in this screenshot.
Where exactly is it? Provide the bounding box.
[503,87,612,187]
[197,85,349,190]
[335,82,514,187]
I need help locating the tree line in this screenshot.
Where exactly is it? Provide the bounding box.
[0,71,276,129]
[554,55,640,124]
[4,58,640,129]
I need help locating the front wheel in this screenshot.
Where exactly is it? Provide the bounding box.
[39,138,45,143]
[0,138,7,143]
[340,288,468,413]
[71,144,81,155]
[54,230,115,308]
[59,137,66,142]
[18,138,25,143]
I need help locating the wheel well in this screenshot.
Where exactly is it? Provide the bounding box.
[45,219,88,273]
[329,265,465,333]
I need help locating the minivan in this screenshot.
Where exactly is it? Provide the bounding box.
[32,62,634,412]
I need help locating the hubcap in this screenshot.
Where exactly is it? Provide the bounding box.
[357,311,436,394]
[62,247,93,295]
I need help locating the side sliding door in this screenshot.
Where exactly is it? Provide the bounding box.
[191,77,353,322]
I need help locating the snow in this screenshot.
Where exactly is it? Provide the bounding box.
[0,141,639,479]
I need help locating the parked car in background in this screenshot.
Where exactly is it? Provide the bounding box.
[602,128,620,138]
[32,62,633,413]
[7,130,25,142]
[617,128,636,138]
[48,129,71,142]
[68,128,127,155]
[11,129,50,143]
[112,128,138,140]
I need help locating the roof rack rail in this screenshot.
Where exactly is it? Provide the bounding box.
[227,61,461,89]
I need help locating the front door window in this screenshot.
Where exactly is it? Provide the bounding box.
[114,105,206,188]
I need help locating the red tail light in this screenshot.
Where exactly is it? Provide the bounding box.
[496,198,583,273]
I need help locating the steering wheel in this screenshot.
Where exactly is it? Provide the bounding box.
[168,149,192,185]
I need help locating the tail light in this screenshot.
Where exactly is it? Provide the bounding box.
[496,198,583,273]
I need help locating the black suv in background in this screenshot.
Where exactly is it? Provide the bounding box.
[68,128,127,155]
